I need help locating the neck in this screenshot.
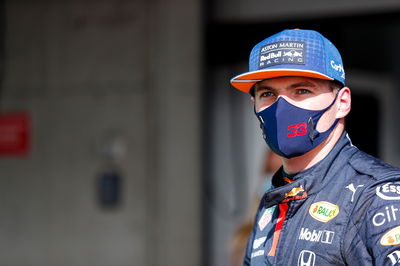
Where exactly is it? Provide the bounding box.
[281,120,345,174]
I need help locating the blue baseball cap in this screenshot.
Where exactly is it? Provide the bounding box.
[230,29,345,93]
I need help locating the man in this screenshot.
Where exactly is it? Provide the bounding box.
[230,29,400,265]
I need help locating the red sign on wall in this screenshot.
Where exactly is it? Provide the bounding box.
[0,112,31,156]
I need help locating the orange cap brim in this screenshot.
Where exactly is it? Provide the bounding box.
[230,69,334,93]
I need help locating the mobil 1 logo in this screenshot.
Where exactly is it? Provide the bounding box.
[298,227,335,244]
[258,41,306,69]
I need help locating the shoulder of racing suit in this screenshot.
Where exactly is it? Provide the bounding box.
[348,149,400,181]
[343,149,400,265]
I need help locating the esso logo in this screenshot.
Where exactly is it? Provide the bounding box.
[376,182,400,200]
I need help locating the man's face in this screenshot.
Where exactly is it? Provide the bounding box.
[253,77,337,112]
[252,77,340,132]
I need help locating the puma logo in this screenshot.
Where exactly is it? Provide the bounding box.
[345,183,364,202]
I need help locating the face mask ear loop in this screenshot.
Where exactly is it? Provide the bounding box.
[309,87,343,141]
[320,87,342,113]
[254,105,269,141]
[254,105,264,129]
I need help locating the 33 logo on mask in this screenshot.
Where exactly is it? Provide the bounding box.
[288,123,307,137]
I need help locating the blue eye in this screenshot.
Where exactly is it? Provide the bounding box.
[260,91,274,97]
[297,89,310,94]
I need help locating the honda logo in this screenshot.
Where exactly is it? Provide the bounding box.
[298,250,316,266]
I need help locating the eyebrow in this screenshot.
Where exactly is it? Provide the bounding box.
[288,81,317,89]
[255,85,275,93]
[255,81,317,94]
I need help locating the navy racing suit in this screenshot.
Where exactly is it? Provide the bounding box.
[244,132,400,265]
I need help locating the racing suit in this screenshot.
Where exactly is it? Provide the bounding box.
[244,132,400,265]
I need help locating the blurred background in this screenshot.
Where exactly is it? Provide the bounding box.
[1,0,400,266]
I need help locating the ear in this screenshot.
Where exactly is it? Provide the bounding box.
[250,96,255,103]
[336,87,351,118]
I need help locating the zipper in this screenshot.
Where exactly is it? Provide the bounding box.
[268,203,289,257]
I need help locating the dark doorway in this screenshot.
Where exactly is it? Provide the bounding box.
[346,92,381,158]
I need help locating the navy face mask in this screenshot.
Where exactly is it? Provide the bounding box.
[255,92,340,159]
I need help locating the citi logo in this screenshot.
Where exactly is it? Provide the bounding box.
[298,227,335,244]
[372,205,399,227]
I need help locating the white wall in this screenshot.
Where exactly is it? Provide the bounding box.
[0,0,202,265]
[207,64,269,266]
